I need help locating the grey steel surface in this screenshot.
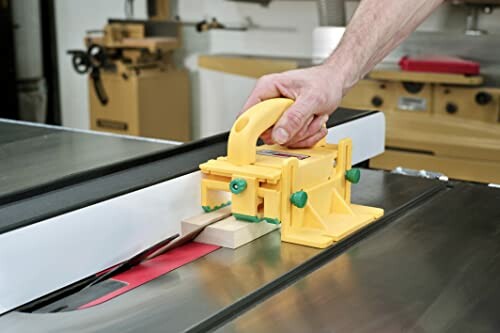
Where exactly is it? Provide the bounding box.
[0,171,442,333]
[218,182,500,333]
[0,121,172,201]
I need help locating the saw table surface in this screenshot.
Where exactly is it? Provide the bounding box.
[0,120,173,203]
[1,114,499,333]
[0,170,450,333]
[217,182,500,333]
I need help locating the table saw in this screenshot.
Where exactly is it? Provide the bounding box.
[0,108,499,333]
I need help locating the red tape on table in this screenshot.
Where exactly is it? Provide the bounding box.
[79,242,219,309]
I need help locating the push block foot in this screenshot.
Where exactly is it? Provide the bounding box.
[281,229,335,249]
[325,205,384,241]
[282,204,384,249]
[182,215,278,249]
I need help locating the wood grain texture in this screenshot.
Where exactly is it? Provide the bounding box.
[182,213,279,249]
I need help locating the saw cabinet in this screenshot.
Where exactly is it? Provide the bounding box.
[341,68,500,184]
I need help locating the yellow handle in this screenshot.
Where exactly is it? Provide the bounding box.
[228,98,294,165]
[228,98,328,165]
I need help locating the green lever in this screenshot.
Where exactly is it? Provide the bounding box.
[290,190,308,208]
[345,168,361,184]
[229,178,247,194]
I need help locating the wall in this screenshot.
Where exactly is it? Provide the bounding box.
[178,0,318,58]
[54,0,148,129]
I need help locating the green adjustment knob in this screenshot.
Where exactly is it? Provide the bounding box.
[290,190,308,208]
[345,168,361,184]
[229,178,247,194]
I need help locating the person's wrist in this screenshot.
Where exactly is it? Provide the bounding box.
[322,50,360,96]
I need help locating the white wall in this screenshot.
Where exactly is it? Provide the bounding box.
[178,0,318,58]
[55,0,147,129]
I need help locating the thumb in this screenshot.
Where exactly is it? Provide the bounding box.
[271,98,312,145]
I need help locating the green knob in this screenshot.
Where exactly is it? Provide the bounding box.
[290,190,308,208]
[229,178,247,194]
[345,168,361,184]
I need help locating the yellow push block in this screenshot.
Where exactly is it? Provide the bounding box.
[199,98,384,249]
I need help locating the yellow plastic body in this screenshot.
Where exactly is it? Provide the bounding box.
[199,98,384,248]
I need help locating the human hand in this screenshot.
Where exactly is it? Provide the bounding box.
[240,64,345,148]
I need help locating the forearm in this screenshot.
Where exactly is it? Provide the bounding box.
[241,0,443,147]
[325,0,444,93]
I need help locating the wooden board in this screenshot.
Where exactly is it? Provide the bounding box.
[182,206,232,227]
[182,214,279,249]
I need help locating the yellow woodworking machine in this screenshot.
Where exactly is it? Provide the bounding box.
[342,68,500,183]
[68,19,190,142]
[199,98,384,248]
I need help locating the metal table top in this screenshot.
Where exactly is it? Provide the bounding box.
[0,170,443,333]
[0,120,174,204]
[217,182,500,333]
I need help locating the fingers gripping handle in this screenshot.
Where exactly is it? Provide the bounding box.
[228,98,294,165]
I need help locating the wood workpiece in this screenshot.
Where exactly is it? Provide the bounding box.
[182,212,279,249]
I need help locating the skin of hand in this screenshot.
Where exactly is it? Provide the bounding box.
[241,64,346,148]
[240,0,444,148]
